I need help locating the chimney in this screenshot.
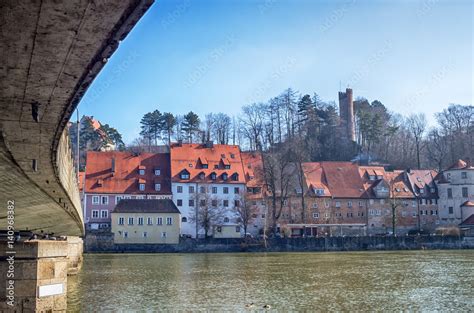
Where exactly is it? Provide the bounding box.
[111,156,116,175]
[177,139,183,147]
[205,140,214,148]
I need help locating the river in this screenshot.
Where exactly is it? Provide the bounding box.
[67,250,473,311]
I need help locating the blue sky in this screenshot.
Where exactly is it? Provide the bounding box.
[78,0,473,144]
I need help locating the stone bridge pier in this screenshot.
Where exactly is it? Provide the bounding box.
[0,237,83,312]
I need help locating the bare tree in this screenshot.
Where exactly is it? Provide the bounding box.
[406,113,427,169]
[189,192,226,238]
[240,103,266,151]
[233,190,258,236]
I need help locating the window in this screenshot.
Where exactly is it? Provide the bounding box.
[166,217,173,225]
[315,189,325,196]
[157,217,163,225]
[177,186,183,193]
[177,199,183,207]
[200,199,206,206]
[182,217,187,223]
[325,213,330,218]
[369,199,374,205]
[223,200,229,207]
[325,202,329,208]
[147,217,153,225]
[312,203,318,209]
[118,217,124,225]
[235,226,241,232]
[212,200,218,207]
[101,210,108,218]
[154,169,161,176]
[189,186,195,193]
[180,171,190,180]
[139,169,145,175]
[447,188,453,199]
[202,164,208,169]
[92,196,100,204]
[369,175,376,181]
[222,173,228,181]
[225,165,231,170]
[348,201,352,208]
[200,186,206,193]
[216,226,222,233]
[312,213,319,218]
[335,201,341,208]
[380,199,385,204]
[223,187,229,194]
[359,201,363,207]
[211,173,217,180]
[412,201,416,208]
[199,172,205,180]
[92,210,99,218]
[123,231,128,238]
[143,232,147,238]
[448,207,453,214]
[232,173,239,181]
[161,232,167,238]
[412,212,417,218]
[234,187,239,194]
[234,200,241,207]
[420,188,425,194]
[155,183,161,191]
[189,199,195,207]
[224,217,230,223]
[212,187,218,194]
[101,196,108,205]
[461,172,467,179]
[138,217,144,225]
[128,217,134,225]
[116,196,123,204]
[462,187,468,198]
[139,183,145,191]
[402,211,407,217]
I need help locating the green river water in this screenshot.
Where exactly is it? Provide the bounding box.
[67,250,473,312]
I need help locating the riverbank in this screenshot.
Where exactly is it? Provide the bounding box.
[84,234,474,253]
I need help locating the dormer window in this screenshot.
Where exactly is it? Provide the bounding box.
[230,153,235,159]
[231,173,239,181]
[210,172,217,180]
[420,188,424,194]
[97,179,103,187]
[202,164,208,169]
[154,169,161,176]
[214,165,219,169]
[199,172,205,180]
[430,187,435,193]
[222,173,228,181]
[369,175,376,181]
[395,188,401,192]
[315,188,325,196]
[180,170,190,180]
[376,175,383,180]
[225,165,231,169]
[138,165,146,175]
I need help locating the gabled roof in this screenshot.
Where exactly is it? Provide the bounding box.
[447,159,473,170]
[320,162,367,198]
[460,214,474,226]
[78,171,85,193]
[406,169,438,197]
[461,201,474,207]
[85,151,171,194]
[301,162,331,197]
[170,143,246,184]
[113,199,180,214]
[241,151,264,188]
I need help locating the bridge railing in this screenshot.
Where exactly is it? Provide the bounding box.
[56,128,84,226]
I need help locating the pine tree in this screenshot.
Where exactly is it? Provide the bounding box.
[161,112,176,146]
[182,111,200,143]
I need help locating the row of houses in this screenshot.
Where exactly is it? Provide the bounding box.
[80,142,474,243]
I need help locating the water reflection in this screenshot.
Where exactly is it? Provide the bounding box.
[68,251,473,311]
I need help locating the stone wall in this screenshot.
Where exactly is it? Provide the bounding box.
[85,234,474,253]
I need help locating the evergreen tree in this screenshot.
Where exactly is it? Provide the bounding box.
[182,111,200,143]
[161,112,176,145]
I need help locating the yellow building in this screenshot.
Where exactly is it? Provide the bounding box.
[213,224,242,238]
[111,199,181,244]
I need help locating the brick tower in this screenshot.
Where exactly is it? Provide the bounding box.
[338,88,356,142]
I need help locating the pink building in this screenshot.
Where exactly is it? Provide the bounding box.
[84,151,172,231]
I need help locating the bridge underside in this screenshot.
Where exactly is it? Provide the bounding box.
[0,0,153,236]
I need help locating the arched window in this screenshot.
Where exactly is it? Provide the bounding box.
[224,217,230,223]
[232,173,239,181]
[181,217,188,223]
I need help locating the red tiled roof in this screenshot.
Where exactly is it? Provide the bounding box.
[241,151,264,188]
[78,171,85,192]
[85,151,171,194]
[461,201,474,207]
[170,143,245,184]
[301,162,331,197]
[460,214,474,226]
[384,171,414,198]
[320,162,367,198]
